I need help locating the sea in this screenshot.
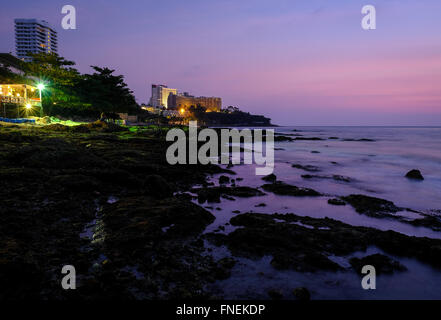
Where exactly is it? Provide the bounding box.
[198,126,441,299]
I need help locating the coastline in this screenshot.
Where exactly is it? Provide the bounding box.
[1,122,441,300]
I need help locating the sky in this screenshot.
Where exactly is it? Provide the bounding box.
[1,0,441,125]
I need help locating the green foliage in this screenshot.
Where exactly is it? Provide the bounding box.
[187,105,207,122]
[77,66,138,114]
[18,53,139,118]
[0,65,28,84]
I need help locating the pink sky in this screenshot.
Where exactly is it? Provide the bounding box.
[1,0,440,125]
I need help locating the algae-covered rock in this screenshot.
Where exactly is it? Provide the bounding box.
[328,198,346,206]
[341,194,401,217]
[261,173,277,183]
[405,169,424,180]
[194,186,265,203]
[206,212,441,274]
[291,164,320,172]
[267,289,284,300]
[261,182,321,197]
[293,287,311,301]
[145,174,173,199]
[219,175,230,184]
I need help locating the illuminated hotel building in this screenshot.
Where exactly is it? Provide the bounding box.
[149,84,222,112]
[15,19,58,62]
[150,84,178,109]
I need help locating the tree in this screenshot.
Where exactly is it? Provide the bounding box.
[224,106,240,113]
[187,105,207,120]
[4,53,140,118]
[24,53,83,115]
[0,65,28,84]
[77,66,138,115]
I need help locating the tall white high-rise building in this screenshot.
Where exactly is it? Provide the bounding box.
[15,19,58,62]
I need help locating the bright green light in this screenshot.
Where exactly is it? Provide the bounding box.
[37,83,45,90]
[25,103,32,110]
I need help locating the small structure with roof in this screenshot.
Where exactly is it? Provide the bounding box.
[0,84,41,118]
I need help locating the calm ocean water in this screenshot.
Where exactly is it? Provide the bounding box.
[207,126,441,236]
[275,126,441,211]
[201,126,441,299]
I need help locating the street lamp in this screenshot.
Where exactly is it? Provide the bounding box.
[37,83,45,117]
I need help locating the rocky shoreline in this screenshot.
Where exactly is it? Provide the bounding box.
[1,123,440,300]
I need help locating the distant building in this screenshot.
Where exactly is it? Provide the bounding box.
[0,84,42,118]
[149,84,177,109]
[168,93,222,112]
[15,19,58,62]
[149,84,222,112]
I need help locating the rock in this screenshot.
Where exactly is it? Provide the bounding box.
[328,198,346,206]
[292,164,320,172]
[194,186,265,204]
[270,253,341,272]
[332,175,351,182]
[350,254,407,275]
[294,137,324,141]
[0,123,235,299]
[48,174,99,192]
[262,173,277,183]
[341,194,401,218]
[408,215,441,231]
[267,289,283,300]
[103,196,215,240]
[343,138,375,142]
[262,182,321,197]
[207,212,441,273]
[85,120,128,133]
[293,287,311,301]
[274,135,293,142]
[219,175,230,184]
[405,169,424,180]
[218,257,236,269]
[43,123,70,131]
[301,174,351,183]
[71,125,91,133]
[213,257,236,280]
[145,175,173,199]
